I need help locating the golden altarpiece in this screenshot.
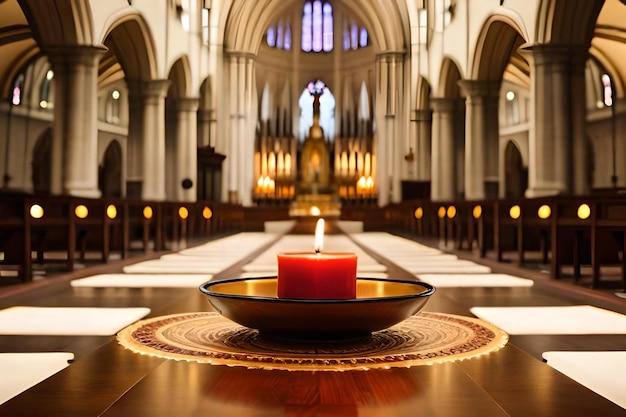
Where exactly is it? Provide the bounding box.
[253,80,376,216]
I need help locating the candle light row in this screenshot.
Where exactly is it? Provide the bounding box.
[254,176,295,199]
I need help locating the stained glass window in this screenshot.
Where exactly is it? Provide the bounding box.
[266,20,292,50]
[11,73,24,106]
[302,1,333,52]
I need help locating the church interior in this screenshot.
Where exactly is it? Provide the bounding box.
[1,0,626,415]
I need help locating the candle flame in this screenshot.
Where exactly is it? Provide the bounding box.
[314,218,325,253]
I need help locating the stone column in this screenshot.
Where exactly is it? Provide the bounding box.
[227,53,256,205]
[458,80,500,200]
[430,98,456,201]
[126,82,143,199]
[524,44,589,197]
[198,108,216,148]
[375,52,404,206]
[140,80,170,201]
[173,97,199,201]
[570,48,590,195]
[47,45,105,197]
[414,109,432,181]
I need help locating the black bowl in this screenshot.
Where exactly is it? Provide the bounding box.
[199,277,435,339]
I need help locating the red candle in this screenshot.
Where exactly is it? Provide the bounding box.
[277,219,357,299]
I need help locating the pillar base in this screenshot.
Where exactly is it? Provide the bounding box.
[228,190,240,204]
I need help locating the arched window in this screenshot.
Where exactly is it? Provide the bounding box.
[11,73,24,106]
[359,27,368,48]
[39,70,54,110]
[268,1,368,53]
[602,73,614,107]
[266,19,292,51]
[105,89,121,124]
[342,19,369,51]
[302,1,333,52]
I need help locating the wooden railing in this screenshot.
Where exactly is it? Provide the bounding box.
[387,195,626,289]
[4,192,626,290]
[0,194,246,282]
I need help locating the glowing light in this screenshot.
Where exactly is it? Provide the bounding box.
[537,205,551,219]
[447,206,457,219]
[111,90,120,100]
[310,205,321,216]
[39,100,48,109]
[314,218,325,252]
[473,205,482,219]
[106,205,117,219]
[202,206,213,219]
[506,91,516,101]
[143,206,153,220]
[74,205,88,219]
[178,207,189,220]
[437,206,446,218]
[577,203,591,220]
[29,204,44,219]
[414,207,423,220]
[509,205,521,220]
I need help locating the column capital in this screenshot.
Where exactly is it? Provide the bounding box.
[172,97,200,112]
[375,51,405,62]
[458,79,501,99]
[411,109,432,121]
[430,97,459,113]
[47,45,107,67]
[225,50,256,61]
[520,43,589,67]
[127,79,171,99]
[198,108,216,122]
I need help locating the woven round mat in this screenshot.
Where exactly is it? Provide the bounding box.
[117,312,508,371]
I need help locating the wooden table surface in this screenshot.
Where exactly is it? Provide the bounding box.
[1,235,625,417]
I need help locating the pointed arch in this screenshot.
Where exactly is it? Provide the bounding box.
[31,128,52,194]
[438,57,464,98]
[536,0,604,46]
[504,140,527,199]
[471,14,529,81]
[19,0,95,46]
[101,11,159,81]
[222,0,409,54]
[167,55,193,98]
[416,76,432,109]
[99,140,123,198]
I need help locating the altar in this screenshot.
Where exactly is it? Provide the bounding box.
[253,79,376,212]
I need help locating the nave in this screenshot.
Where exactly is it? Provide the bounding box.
[0,220,625,416]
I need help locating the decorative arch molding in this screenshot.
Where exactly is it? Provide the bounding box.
[100,11,159,81]
[18,0,94,46]
[416,76,432,109]
[221,0,408,54]
[535,0,604,46]
[199,77,212,108]
[167,55,192,98]
[437,57,464,98]
[471,13,529,81]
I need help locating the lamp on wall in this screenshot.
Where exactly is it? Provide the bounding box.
[603,73,618,188]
